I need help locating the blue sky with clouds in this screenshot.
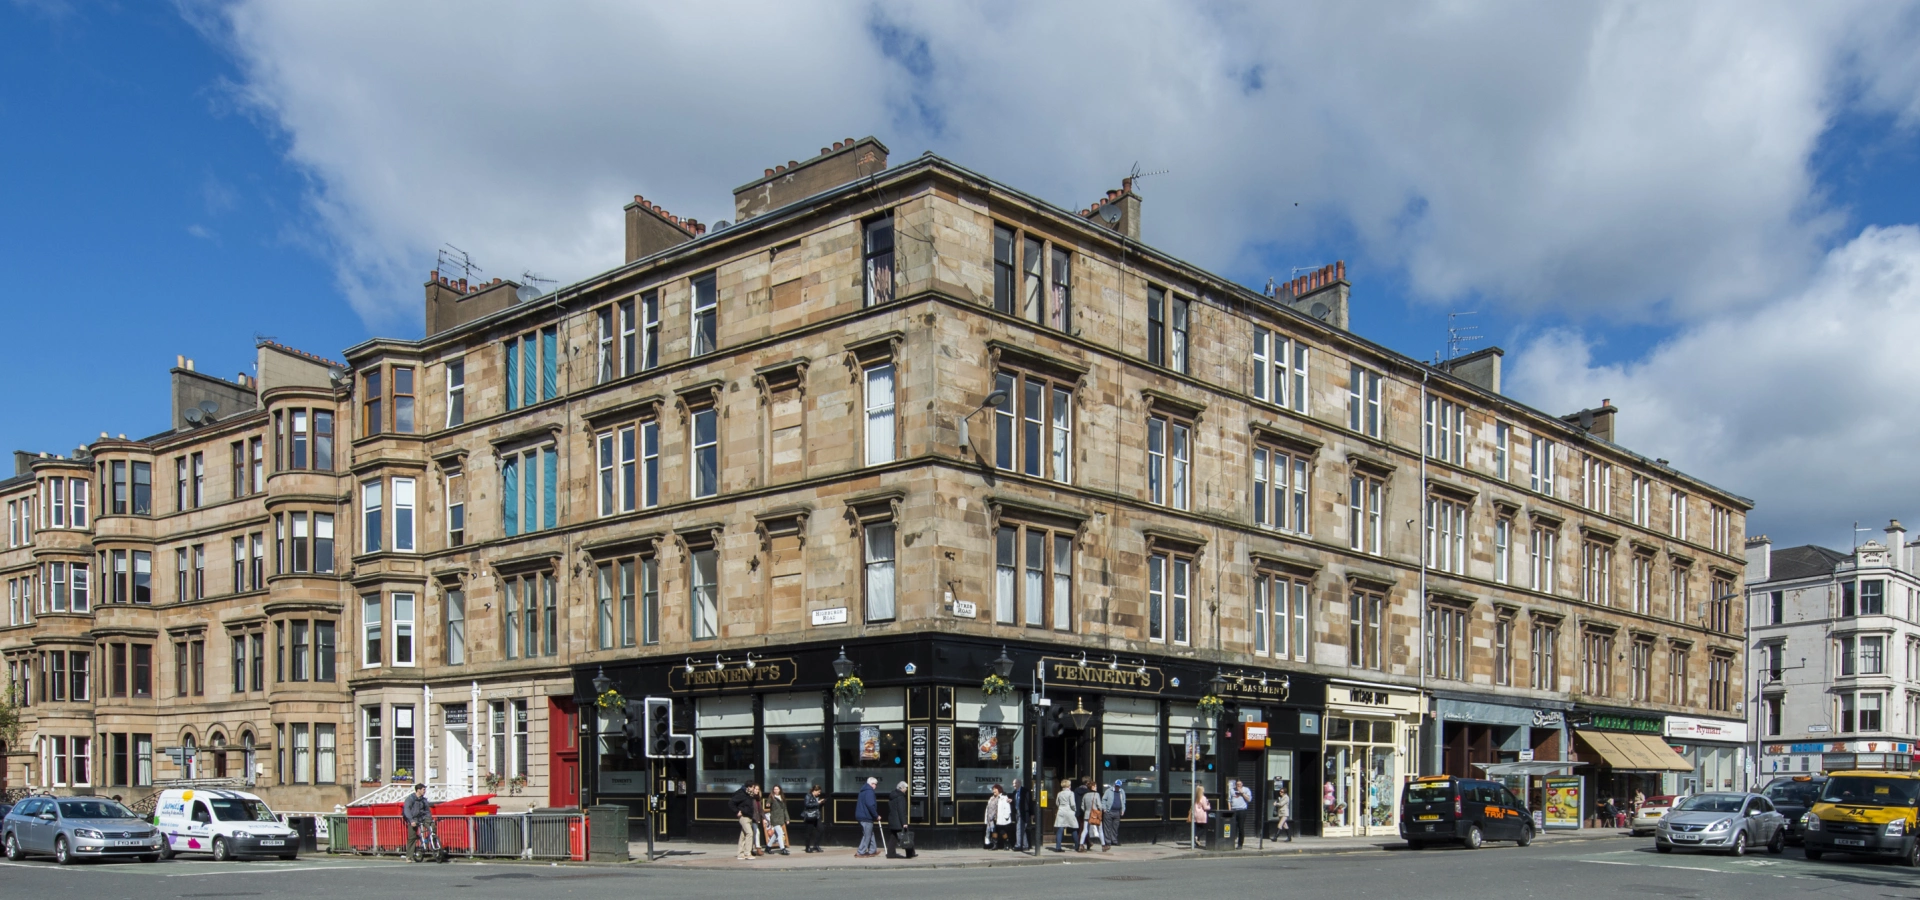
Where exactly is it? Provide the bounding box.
[5,1,1920,550]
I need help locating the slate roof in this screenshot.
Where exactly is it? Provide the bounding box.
[1766,544,1850,583]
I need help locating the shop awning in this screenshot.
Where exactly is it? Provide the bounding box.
[1474,761,1587,776]
[1574,729,1694,772]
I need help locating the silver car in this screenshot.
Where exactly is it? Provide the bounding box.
[1654,791,1788,856]
[2,796,163,864]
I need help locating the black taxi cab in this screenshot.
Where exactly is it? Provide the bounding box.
[1802,770,1920,866]
[1400,775,1535,849]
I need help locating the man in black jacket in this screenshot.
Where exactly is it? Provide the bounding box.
[1010,779,1031,851]
[886,781,916,859]
[731,784,762,861]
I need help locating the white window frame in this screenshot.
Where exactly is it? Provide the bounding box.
[445,358,466,428]
[691,407,719,499]
[1669,490,1688,539]
[392,591,415,667]
[1529,436,1556,497]
[690,271,718,357]
[1530,525,1557,594]
[1348,475,1384,555]
[361,480,383,554]
[1494,517,1512,585]
[1425,496,1467,575]
[361,594,382,669]
[1424,397,1465,465]
[391,477,416,553]
[1348,363,1381,437]
[863,520,896,622]
[864,363,896,466]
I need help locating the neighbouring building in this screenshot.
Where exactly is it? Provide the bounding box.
[1748,524,1920,782]
[1,135,1751,843]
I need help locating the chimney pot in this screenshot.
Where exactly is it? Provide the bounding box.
[118,433,126,439]
[788,160,798,168]
[176,354,185,368]
[765,168,775,177]
[1337,260,1345,281]
[845,136,855,146]
[821,147,830,156]
[186,358,195,371]
[430,269,438,282]
[833,140,844,150]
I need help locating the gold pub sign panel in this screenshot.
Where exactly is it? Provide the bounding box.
[1042,657,1164,695]
[669,657,800,693]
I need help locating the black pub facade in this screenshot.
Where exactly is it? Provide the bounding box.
[575,635,1328,848]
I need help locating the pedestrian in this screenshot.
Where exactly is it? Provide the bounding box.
[731,782,760,861]
[767,785,792,855]
[983,784,999,849]
[1228,778,1252,848]
[802,784,827,853]
[1102,780,1126,847]
[855,777,880,858]
[988,784,1013,850]
[1189,787,1211,847]
[1010,778,1031,851]
[886,780,916,859]
[1272,783,1292,842]
[1052,778,1078,852]
[751,784,768,855]
[1079,778,1107,852]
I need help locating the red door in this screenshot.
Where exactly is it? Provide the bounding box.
[550,698,581,808]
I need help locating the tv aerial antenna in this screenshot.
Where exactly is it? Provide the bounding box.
[1127,161,1170,186]
[1434,311,1482,363]
[520,270,557,290]
[437,244,482,281]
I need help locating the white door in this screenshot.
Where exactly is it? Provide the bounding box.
[446,727,471,793]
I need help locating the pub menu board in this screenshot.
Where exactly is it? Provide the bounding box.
[910,725,930,798]
[1543,776,1583,830]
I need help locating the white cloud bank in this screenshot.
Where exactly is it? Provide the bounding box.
[1509,225,1920,543]
[194,0,1920,542]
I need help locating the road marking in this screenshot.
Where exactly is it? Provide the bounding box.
[165,863,408,877]
[1576,859,1729,874]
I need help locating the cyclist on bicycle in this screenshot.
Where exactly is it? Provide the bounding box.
[403,784,434,856]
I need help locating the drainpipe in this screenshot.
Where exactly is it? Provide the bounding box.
[424,682,433,795]
[1418,369,1430,777]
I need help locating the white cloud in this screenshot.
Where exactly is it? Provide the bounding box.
[196,0,1920,329]
[1508,225,1920,544]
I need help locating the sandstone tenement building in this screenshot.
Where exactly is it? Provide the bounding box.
[1,136,1750,842]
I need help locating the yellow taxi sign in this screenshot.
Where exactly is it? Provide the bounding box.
[1414,775,1451,783]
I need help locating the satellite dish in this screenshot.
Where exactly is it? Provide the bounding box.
[183,408,205,425]
[1309,302,1331,321]
[199,400,219,415]
[1098,204,1123,225]
[328,368,348,386]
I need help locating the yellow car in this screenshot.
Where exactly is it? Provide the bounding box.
[1802,770,1920,866]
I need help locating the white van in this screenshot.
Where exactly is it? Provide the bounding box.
[154,789,300,861]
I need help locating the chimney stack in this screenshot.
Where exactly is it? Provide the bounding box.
[733,136,890,222]
[623,193,701,264]
[1078,177,1143,241]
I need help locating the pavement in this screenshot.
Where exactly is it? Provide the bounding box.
[629,825,1629,869]
[7,832,1920,900]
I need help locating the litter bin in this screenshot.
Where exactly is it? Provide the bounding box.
[1205,813,1236,851]
[326,814,348,854]
[586,806,629,862]
[285,815,319,853]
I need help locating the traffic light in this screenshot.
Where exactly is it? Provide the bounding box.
[621,700,646,758]
[643,696,693,759]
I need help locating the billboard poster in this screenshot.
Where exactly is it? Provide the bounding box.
[978,725,1000,761]
[1543,776,1583,830]
[859,725,881,761]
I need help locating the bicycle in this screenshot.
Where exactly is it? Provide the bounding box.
[408,819,450,864]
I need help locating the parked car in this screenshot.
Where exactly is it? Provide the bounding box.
[1802,770,1920,865]
[1400,775,1535,849]
[1654,791,1787,856]
[1762,775,1827,845]
[2,795,163,864]
[1630,795,1680,836]
[154,789,299,861]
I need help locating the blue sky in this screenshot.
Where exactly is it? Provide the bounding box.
[6,2,1920,549]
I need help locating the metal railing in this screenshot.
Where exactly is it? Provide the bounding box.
[346,783,466,807]
[329,813,586,861]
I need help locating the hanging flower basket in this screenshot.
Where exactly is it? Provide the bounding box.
[833,675,866,705]
[980,674,1015,697]
[595,688,626,710]
[1197,694,1226,717]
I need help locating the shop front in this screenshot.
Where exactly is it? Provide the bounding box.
[1431,695,1574,822]
[1663,715,1748,794]
[576,637,1326,848]
[1570,707,1691,824]
[1321,680,1424,838]
[1762,739,1916,776]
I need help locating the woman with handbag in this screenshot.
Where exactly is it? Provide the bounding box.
[802,784,826,853]
[1079,778,1108,852]
[1189,786,1211,847]
[766,785,792,854]
[986,784,1011,850]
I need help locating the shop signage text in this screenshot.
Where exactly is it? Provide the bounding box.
[952,600,977,619]
[1328,684,1423,715]
[910,726,930,797]
[1221,678,1292,703]
[668,657,799,693]
[1666,716,1750,743]
[1531,710,1565,728]
[1766,741,1913,755]
[1043,657,1162,695]
[935,725,955,797]
[1580,713,1663,734]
